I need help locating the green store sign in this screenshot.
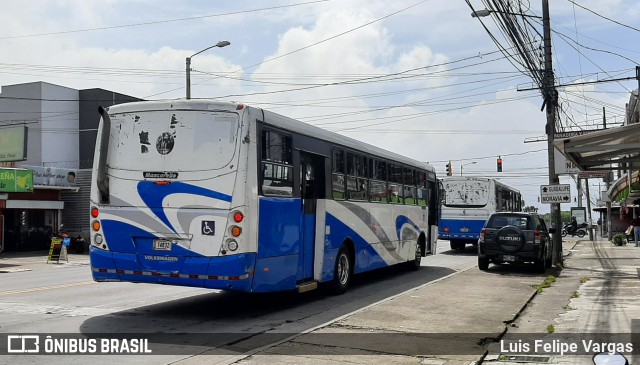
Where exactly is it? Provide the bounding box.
[0,168,33,193]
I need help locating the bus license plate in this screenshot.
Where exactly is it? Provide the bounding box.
[503,255,515,262]
[153,239,172,251]
[460,228,469,232]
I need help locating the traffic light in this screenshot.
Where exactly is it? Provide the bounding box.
[446,161,452,176]
[497,156,503,172]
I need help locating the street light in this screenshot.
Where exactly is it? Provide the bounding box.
[460,161,477,176]
[186,41,230,99]
[471,8,541,19]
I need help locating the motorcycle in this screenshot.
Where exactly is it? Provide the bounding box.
[53,225,86,254]
[561,222,587,238]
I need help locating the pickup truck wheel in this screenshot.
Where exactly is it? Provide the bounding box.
[478,256,489,271]
[544,245,552,268]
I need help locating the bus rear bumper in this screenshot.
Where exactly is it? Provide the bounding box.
[89,247,256,292]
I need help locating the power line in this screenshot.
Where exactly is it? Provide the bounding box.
[0,1,331,40]
[565,0,640,33]
[148,0,433,98]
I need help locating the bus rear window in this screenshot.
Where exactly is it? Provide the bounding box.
[443,180,490,207]
[108,111,238,172]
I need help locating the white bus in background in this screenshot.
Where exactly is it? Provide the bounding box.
[438,177,522,251]
[89,100,440,294]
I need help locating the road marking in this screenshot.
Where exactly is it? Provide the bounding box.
[0,281,95,296]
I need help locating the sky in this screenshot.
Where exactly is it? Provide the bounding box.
[0,0,638,215]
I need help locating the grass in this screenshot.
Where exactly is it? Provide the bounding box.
[580,276,590,284]
[571,291,580,299]
[547,325,556,333]
[532,275,557,293]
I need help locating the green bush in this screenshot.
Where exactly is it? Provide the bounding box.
[612,233,627,246]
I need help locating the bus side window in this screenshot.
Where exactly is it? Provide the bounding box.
[260,130,293,197]
[346,152,367,201]
[332,149,345,200]
[369,159,387,203]
[388,163,403,204]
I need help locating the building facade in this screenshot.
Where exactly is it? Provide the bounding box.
[0,82,140,251]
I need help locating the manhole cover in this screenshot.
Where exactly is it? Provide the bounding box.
[499,355,551,363]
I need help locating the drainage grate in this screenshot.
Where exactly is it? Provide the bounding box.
[498,355,551,363]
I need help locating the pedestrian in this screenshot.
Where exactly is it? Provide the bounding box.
[633,216,640,247]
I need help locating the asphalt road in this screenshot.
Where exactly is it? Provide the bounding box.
[0,240,478,364]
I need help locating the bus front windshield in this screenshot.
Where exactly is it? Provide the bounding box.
[443,180,490,208]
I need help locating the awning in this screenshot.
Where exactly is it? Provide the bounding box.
[6,200,64,209]
[553,123,640,171]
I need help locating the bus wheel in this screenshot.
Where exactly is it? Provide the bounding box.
[406,239,422,271]
[450,240,465,251]
[330,246,352,295]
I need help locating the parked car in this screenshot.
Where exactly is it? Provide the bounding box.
[477,212,556,273]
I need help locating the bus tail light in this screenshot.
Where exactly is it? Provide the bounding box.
[91,206,99,218]
[227,240,239,251]
[92,220,101,232]
[444,227,450,232]
[230,226,242,237]
[233,211,244,223]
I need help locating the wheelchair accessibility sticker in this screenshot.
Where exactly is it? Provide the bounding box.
[202,221,215,236]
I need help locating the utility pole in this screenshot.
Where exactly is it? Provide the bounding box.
[585,178,594,240]
[542,0,563,266]
[603,107,613,240]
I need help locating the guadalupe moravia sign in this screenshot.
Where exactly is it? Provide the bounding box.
[0,168,34,193]
[540,184,571,204]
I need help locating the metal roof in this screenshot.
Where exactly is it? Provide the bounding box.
[553,123,640,171]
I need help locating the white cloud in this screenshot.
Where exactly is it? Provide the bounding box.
[0,0,636,213]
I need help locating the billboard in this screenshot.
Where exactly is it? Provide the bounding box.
[0,168,34,193]
[0,126,28,162]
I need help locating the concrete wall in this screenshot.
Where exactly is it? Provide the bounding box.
[78,89,141,169]
[0,82,79,168]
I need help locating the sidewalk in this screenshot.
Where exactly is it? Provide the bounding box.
[0,249,90,273]
[484,238,639,365]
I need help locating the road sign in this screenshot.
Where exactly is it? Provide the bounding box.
[578,171,608,179]
[540,184,571,204]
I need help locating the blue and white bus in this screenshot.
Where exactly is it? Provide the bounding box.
[438,177,521,251]
[89,100,440,294]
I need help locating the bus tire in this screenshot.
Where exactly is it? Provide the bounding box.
[330,246,352,295]
[406,239,422,271]
[450,240,465,251]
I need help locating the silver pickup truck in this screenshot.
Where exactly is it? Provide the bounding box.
[477,212,556,273]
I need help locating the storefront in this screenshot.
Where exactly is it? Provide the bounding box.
[0,166,78,252]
